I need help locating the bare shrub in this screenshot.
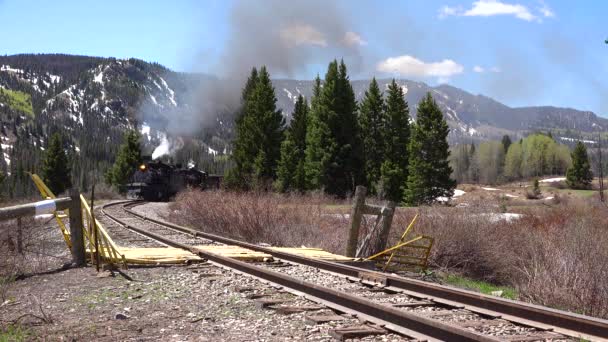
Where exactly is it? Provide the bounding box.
[170,189,608,318]
[168,189,351,253]
[389,199,608,318]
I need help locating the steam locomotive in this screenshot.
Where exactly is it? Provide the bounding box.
[125,157,221,201]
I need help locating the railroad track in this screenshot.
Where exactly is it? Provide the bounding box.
[99,200,608,342]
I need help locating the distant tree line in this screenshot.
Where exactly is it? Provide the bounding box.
[450,133,573,185]
[226,60,455,205]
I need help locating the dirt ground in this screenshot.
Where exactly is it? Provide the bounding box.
[2,262,374,341]
[0,205,403,341]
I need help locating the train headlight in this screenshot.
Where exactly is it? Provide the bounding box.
[139,164,147,171]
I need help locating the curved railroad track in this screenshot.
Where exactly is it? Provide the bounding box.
[98,200,608,342]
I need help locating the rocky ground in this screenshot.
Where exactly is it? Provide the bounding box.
[0,202,408,341]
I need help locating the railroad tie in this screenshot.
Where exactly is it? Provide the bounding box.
[329,325,388,341]
[305,314,347,325]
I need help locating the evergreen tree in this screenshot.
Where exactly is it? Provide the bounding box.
[501,135,512,153]
[358,78,386,192]
[227,66,284,190]
[41,133,72,195]
[250,66,285,183]
[276,95,308,192]
[107,130,142,190]
[566,141,593,189]
[304,60,362,197]
[404,93,455,205]
[379,79,410,202]
[228,67,260,189]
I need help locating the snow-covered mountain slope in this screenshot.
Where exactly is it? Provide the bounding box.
[0,53,605,174]
[273,79,608,143]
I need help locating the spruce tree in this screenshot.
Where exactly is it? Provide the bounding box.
[566,141,593,189]
[359,77,386,192]
[501,134,512,153]
[250,66,285,183]
[380,79,410,202]
[229,68,259,182]
[304,60,362,197]
[108,130,142,191]
[228,66,284,190]
[404,93,455,205]
[276,95,308,192]
[41,132,72,195]
[304,76,334,190]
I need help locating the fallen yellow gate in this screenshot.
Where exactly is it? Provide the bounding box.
[30,175,355,267]
[366,214,434,272]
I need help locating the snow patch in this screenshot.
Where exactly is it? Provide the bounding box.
[283,88,297,103]
[486,213,522,223]
[158,77,177,106]
[94,71,104,85]
[436,189,465,202]
[504,194,519,198]
[482,187,499,191]
[559,137,596,144]
[539,177,566,183]
[141,122,151,136]
[208,146,218,156]
[0,65,24,74]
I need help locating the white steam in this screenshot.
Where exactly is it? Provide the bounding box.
[151,135,184,160]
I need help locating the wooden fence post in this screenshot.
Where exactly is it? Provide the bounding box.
[373,201,396,256]
[346,186,367,258]
[69,189,86,266]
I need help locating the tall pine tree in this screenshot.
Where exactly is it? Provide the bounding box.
[379,79,410,202]
[404,93,455,205]
[228,67,259,187]
[566,141,593,189]
[41,132,72,195]
[228,66,284,190]
[107,130,142,191]
[358,77,386,193]
[276,95,308,192]
[304,60,362,197]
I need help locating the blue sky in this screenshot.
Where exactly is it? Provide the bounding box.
[1,0,607,116]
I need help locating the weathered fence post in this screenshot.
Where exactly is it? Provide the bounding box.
[346,186,367,257]
[373,201,396,256]
[69,189,86,266]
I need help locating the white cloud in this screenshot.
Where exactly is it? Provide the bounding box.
[464,0,536,21]
[279,24,327,47]
[377,55,464,81]
[438,5,461,19]
[538,0,554,17]
[474,65,501,73]
[343,31,367,46]
[439,0,551,22]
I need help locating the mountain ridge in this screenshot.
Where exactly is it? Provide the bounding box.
[0,53,604,196]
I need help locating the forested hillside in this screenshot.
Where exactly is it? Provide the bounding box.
[1,53,606,198]
[0,54,230,197]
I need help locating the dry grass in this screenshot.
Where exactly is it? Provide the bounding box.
[389,199,608,318]
[170,189,608,319]
[168,189,353,254]
[0,216,72,303]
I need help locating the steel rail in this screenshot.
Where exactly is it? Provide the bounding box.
[117,200,608,341]
[100,200,509,341]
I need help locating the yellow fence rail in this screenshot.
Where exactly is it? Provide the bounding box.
[366,214,434,272]
[29,173,72,248]
[29,174,127,269]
